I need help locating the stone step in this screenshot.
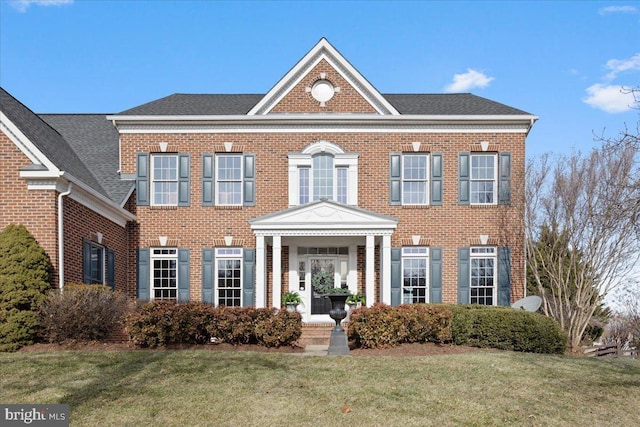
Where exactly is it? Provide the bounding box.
[298,323,335,347]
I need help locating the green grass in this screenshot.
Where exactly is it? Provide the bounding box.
[1,350,639,426]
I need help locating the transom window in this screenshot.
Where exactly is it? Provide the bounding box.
[151,155,178,206]
[470,247,496,305]
[216,248,242,307]
[402,154,428,205]
[470,154,497,205]
[216,155,242,206]
[402,247,429,304]
[151,248,178,300]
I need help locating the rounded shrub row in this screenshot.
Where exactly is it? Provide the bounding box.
[124,302,302,348]
[450,305,567,354]
[347,303,567,354]
[347,303,453,348]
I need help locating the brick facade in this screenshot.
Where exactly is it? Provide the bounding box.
[2,39,532,318]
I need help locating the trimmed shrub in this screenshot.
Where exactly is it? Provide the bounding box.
[125,302,302,348]
[39,283,132,342]
[347,303,453,348]
[451,305,568,354]
[0,224,52,352]
[255,309,302,347]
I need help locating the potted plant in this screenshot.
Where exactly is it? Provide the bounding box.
[281,291,302,313]
[346,292,366,309]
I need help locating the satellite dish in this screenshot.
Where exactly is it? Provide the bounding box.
[511,295,542,312]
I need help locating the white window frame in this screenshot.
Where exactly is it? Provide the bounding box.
[401,247,429,304]
[215,248,243,307]
[215,154,243,206]
[288,141,358,206]
[470,246,497,306]
[151,154,178,206]
[470,154,498,205]
[150,248,178,301]
[401,154,429,206]
[86,241,105,285]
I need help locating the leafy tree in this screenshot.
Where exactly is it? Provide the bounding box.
[0,224,52,351]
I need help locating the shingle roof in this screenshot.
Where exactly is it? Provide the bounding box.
[119,94,263,115]
[40,114,134,205]
[0,88,107,198]
[384,93,531,115]
[0,87,132,205]
[116,92,531,116]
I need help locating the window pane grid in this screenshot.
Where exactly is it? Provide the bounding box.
[402,155,428,205]
[402,256,428,304]
[312,154,334,200]
[299,168,310,204]
[216,155,242,206]
[217,258,242,307]
[152,257,177,301]
[152,155,178,206]
[470,155,496,205]
[470,257,495,305]
[336,168,347,203]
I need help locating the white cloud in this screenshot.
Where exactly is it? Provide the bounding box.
[8,0,74,13]
[444,69,494,93]
[583,84,634,113]
[598,5,637,15]
[605,53,640,80]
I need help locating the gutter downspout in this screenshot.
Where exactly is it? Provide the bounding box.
[58,182,73,291]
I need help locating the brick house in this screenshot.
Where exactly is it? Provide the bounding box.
[1,39,536,324]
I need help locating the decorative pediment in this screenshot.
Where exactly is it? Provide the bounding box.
[249,199,398,232]
[248,38,399,116]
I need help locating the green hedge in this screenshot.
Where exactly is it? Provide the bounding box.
[450,305,567,354]
[124,302,302,348]
[347,303,567,354]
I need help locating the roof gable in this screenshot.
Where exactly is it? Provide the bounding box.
[248,38,399,116]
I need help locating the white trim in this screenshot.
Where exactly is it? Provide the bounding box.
[246,38,399,116]
[366,235,375,308]
[272,235,282,309]
[0,112,60,171]
[255,235,266,308]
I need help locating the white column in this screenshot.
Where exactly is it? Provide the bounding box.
[366,234,375,307]
[255,235,266,308]
[382,234,391,305]
[272,235,282,309]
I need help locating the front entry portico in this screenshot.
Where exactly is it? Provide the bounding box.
[249,200,398,323]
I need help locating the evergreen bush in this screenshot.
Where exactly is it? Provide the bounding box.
[450,305,568,354]
[0,224,52,352]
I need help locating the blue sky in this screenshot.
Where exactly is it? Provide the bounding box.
[1,0,638,158]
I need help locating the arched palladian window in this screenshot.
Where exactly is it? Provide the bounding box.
[288,141,358,206]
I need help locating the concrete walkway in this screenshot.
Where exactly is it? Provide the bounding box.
[299,344,329,356]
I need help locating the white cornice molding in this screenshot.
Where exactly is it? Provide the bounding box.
[21,173,136,228]
[113,122,533,134]
[254,229,395,237]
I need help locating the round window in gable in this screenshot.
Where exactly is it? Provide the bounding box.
[311,79,335,104]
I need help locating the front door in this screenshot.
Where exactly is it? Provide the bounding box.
[310,258,335,314]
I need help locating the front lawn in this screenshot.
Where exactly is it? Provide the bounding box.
[1,349,638,426]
